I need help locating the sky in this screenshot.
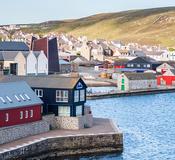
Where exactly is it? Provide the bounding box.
[1,0,175,25]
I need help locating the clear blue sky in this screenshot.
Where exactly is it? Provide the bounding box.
[1,0,175,25]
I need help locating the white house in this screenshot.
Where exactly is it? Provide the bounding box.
[22,51,37,75]
[117,72,157,91]
[34,51,48,75]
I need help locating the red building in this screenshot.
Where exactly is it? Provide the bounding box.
[0,81,43,128]
[157,69,175,86]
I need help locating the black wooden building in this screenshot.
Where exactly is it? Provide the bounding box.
[126,57,161,70]
[0,75,87,117]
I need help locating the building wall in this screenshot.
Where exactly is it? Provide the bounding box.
[157,76,175,86]
[0,105,42,128]
[37,52,48,75]
[128,79,157,90]
[26,52,37,75]
[14,52,26,75]
[0,120,49,145]
[80,43,91,61]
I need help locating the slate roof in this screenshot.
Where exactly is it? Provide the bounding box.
[0,75,87,89]
[127,56,160,64]
[0,51,19,61]
[124,72,156,80]
[0,81,43,110]
[0,41,29,51]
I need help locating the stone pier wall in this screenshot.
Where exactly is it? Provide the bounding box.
[0,132,123,160]
[0,120,50,145]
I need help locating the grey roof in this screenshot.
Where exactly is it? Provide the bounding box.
[124,72,156,80]
[168,69,175,75]
[0,41,29,51]
[0,81,43,110]
[59,59,70,65]
[0,75,87,89]
[0,51,19,61]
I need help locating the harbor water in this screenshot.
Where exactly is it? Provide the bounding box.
[77,92,175,160]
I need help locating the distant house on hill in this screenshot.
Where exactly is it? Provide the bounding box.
[118,72,157,91]
[0,41,29,51]
[31,37,59,74]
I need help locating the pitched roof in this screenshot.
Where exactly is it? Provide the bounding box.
[0,41,29,51]
[0,81,43,110]
[124,72,156,80]
[0,51,19,61]
[0,75,87,89]
[127,56,160,64]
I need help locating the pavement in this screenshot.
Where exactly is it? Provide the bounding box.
[0,118,120,153]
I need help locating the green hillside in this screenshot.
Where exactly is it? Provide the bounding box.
[22,7,175,47]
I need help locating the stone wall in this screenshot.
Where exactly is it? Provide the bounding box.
[54,114,93,130]
[0,132,123,160]
[0,120,49,145]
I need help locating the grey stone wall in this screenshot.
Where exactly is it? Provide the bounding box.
[0,132,123,160]
[0,120,49,145]
[54,114,93,130]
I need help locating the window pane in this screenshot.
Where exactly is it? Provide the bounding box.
[56,90,68,102]
[76,105,82,116]
[80,90,85,101]
[58,106,70,116]
[74,90,79,102]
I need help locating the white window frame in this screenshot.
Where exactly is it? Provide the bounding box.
[80,90,85,101]
[56,90,68,102]
[35,89,43,98]
[58,106,70,117]
[25,111,28,118]
[5,113,9,122]
[30,110,33,118]
[74,90,79,102]
[20,111,23,119]
[147,64,151,68]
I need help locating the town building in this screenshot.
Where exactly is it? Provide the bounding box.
[0,81,43,128]
[31,37,59,74]
[1,75,87,117]
[118,72,157,91]
[156,62,175,74]
[157,69,175,86]
[126,57,161,71]
[0,41,29,51]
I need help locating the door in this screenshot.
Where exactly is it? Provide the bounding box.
[121,85,125,91]
[10,63,17,75]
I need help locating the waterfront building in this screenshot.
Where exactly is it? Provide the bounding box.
[0,81,43,128]
[126,57,161,71]
[118,72,157,91]
[156,62,175,74]
[0,75,87,117]
[157,69,175,86]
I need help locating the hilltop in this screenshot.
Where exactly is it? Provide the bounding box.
[19,7,175,47]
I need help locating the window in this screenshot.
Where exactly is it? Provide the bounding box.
[6,96,12,103]
[74,90,79,102]
[76,105,83,116]
[80,90,85,101]
[35,89,43,98]
[130,64,134,67]
[56,90,68,102]
[122,79,125,83]
[5,113,9,122]
[20,94,26,101]
[25,111,28,118]
[147,64,151,68]
[143,64,147,68]
[30,110,33,118]
[0,97,6,103]
[127,64,130,67]
[24,94,31,100]
[20,111,23,119]
[15,95,21,102]
[58,106,70,116]
[137,64,141,67]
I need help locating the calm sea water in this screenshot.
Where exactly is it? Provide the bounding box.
[74,92,175,160]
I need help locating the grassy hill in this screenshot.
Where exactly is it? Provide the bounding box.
[22,7,175,47]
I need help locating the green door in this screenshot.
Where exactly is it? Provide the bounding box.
[121,85,125,91]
